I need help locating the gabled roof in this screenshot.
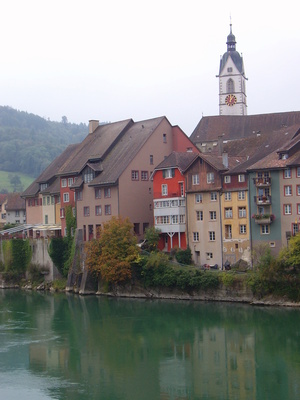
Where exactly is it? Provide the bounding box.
[190,112,300,143]
[0,194,7,205]
[88,116,167,186]
[6,193,26,211]
[58,119,133,175]
[22,143,80,198]
[153,151,198,174]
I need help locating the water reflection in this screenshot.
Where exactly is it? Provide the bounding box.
[0,290,300,400]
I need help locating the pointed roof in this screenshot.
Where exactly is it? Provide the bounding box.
[153,151,199,174]
[218,23,245,75]
[6,193,25,211]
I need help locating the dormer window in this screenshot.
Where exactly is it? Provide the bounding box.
[40,183,48,191]
[282,153,288,160]
[163,168,175,179]
[83,166,95,183]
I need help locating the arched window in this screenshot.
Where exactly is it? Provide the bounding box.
[226,78,235,93]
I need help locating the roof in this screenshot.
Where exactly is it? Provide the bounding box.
[190,112,300,143]
[22,143,80,197]
[5,193,26,211]
[0,194,7,205]
[58,119,133,175]
[153,151,199,173]
[88,116,167,186]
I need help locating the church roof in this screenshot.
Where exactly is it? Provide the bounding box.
[219,23,244,75]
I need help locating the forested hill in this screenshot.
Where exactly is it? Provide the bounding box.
[0,106,88,177]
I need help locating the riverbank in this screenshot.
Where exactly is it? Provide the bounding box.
[2,277,299,308]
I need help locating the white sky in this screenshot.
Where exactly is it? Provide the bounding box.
[1,0,299,135]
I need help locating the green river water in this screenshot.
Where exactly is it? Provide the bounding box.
[0,289,299,400]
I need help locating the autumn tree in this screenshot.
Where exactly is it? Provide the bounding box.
[279,234,300,273]
[85,217,140,284]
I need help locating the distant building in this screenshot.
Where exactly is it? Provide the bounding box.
[5,193,26,225]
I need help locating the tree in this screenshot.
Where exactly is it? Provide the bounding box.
[144,226,161,252]
[85,217,140,284]
[279,234,300,273]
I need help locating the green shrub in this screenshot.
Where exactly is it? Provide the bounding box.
[175,247,192,265]
[52,278,67,291]
[221,272,236,287]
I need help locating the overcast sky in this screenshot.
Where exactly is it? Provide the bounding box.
[1,0,299,135]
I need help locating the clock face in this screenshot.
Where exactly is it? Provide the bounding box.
[225,94,237,106]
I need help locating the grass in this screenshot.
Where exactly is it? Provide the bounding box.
[0,170,34,193]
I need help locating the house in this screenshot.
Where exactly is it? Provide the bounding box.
[0,194,8,226]
[54,116,194,241]
[5,193,26,225]
[152,151,199,251]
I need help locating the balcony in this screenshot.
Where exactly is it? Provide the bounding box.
[252,214,275,225]
[253,177,272,187]
[254,195,272,205]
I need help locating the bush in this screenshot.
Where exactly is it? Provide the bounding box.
[175,247,192,265]
[220,272,236,287]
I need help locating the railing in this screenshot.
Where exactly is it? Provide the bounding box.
[253,177,272,186]
[254,195,272,205]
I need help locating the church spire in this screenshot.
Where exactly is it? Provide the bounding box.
[226,20,236,52]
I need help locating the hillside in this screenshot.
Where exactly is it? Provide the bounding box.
[0,106,88,186]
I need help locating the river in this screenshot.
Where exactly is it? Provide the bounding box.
[0,289,299,400]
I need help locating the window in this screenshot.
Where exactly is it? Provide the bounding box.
[76,190,83,201]
[206,252,213,259]
[225,207,233,218]
[297,204,300,215]
[134,223,140,235]
[193,232,199,242]
[172,215,178,224]
[196,210,203,221]
[63,193,69,203]
[238,190,246,200]
[238,207,246,218]
[104,188,111,198]
[210,211,216,220]
[284,204,292,215]
[45,215,48,224]
[43,197,46,206]
[238,174,245,182]
[141,171,148,181]
[131,170,139,181]
[284,168,291,178]
[227,78,234,92]
[95,188,101,199]
[195,193,202,203]
[47,196,50,205]
[95,205,102,216]
[61,179,67,188]
[84,206,90,217]
[162,184,168,196]
[225,225,232,239]
[224,192,231,201]
[83,167,95,183]
[285,185,292,196]
[180,215,185,223]
[192,174,199,185]
[60,208,65,218]
[163,133,167,143]
[15,210,20,217]
[297,167,300,177]
[105,205,111,215]
[163,169,175,179]
[211,192,217,201]
[207,172,214,183]
[261,225,269,234]
[150,155,153,165]
[224,175,231,183]
[68,177,73,186]
[292,223,299,236]
[297,185,300,196]
[209,231,215,241]
[240,225,247,234]
[227,67,232,73]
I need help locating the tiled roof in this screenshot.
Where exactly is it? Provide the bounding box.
[190,111,300,142]
[0,194,7,205]
[89,116,166,186]
[6,193,26,211]
[154,151,198,173]
[58,119,133,175]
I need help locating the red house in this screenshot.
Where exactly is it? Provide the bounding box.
[152,151,199,251]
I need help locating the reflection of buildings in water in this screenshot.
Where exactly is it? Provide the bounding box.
[29,344,69,371]
[159,328,256,400]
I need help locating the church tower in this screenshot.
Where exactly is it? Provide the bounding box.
[217,23,247,115]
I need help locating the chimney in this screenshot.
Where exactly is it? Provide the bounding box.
[222,152,229,168]
[89,120,99,134]
[218,135,224,156]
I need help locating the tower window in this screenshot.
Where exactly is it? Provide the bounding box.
[227,67,232,72]
[226,78,235,93]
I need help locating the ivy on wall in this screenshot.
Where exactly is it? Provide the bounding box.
[0,239,32,276]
